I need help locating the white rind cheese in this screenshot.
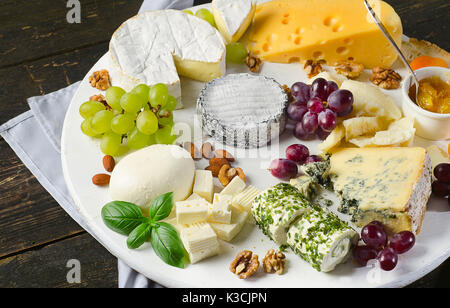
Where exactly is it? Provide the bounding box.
[211,194,232,224]
[193,170,214,203]
[329,147,432,234]
[109,145,195,210]
[212,0,256,43]
[176,199,210,225]
[110,10,226,106]
[180,223,220,264]
[210,206,249,241]
[197,74,288,148]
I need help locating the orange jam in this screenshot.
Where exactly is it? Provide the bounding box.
[409,76,450,114]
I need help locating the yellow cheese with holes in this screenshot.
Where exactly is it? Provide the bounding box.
[248,0,402,68]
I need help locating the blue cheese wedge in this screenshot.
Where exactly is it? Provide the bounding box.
[211,194,233,224]
[290,176,318,200]
[251,183,309,245]
[197,74,288,148]
[287,206,357,272]
[210,206,249,242]
[329,147,432,234]
[176,199,210,225]
[180,223,220,264]
[233,185,261,212]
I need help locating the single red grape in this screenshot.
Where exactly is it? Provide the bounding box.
[286,144,310,164]
[305,155,322,164]
[269,159,298,180]
[353,245,378,266]
[307,97,325,114]
[287,103,308,122]
[316,127,330,140]
[389,231,415,254]
[310,78,328,101]
[302,111,319,134]
[328,89,354,116]
[434,163,450,183]
[361,223,387,250]
[318,109,337,132]
[294,122,314,140]
[432,181,450,198]
[377,248,398,271]
[327,81,339,97]
[291,82,311,104]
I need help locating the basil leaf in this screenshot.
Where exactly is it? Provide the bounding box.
[127,223,152,249]
[150,222,185,268]
[148,192,174,221]
[101,201,148,236]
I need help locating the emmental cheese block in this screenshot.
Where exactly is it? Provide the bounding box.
[212,0,256,43]
[110,10,226,106]
[249,0,402,68]
[329,147,432,234]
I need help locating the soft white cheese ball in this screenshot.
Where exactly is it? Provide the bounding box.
[109,144,195,210]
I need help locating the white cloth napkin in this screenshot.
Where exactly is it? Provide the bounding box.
[0,0,194,289]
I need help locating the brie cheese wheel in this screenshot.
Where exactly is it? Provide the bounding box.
[109,145,195,210]
[197,74,288,148]
[212,0,256,43]
[110,10,227,106]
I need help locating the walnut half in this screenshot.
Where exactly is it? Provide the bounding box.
[245,54,263,73]
[335,60,364,79]
[304,59,326,78]
[262,249,286,275]
[89,69,111,91]
[230,250,260,279]
[370,67,402,90]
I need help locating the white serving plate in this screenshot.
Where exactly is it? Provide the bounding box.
[61,2,450,288]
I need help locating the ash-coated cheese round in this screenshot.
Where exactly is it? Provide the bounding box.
[109,144,195,210]
[197,73,288,148]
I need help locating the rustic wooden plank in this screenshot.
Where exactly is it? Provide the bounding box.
[0,0,141,68]
[0,44,108,257]
[0,233,118,288]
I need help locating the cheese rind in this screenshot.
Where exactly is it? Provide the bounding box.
[249,0,402,68]
[329,147,432,234]
[220,176,246,196]
[176,199,210,225]
[110,10,226,106]
[210,206,249,241]
[180,223,220,264]
[211,194,232,224]
[193,170,214,203]
[212,0,256,43]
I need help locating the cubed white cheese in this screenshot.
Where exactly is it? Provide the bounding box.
[210,194,232,224]
[186,193,206,201]
[232,185,261,212]
[176,199,210,225]
[210,206,249,242]
[193,170,214,202]
[220,176,246,196]
[180,223,220,264]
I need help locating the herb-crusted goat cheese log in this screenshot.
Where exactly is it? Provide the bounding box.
[287,207,358,272]
[251,183,309,245]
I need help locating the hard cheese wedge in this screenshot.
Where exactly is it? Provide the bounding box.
[110,10,226,105]
[329,147,432,234]
[212,0,256,43]
[249,0,402,68]
[180,223,220,264]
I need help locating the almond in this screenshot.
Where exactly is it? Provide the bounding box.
[207,157,230,177]
[201,142,214,159]
[92,174,111,186]
[215,149,235,162]
[103,155,116,172]
[184,142,201,160]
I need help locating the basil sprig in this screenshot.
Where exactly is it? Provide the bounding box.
[101,192,185,268]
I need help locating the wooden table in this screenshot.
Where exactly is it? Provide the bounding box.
[0,0,448,288]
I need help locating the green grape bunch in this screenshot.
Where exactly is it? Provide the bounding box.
[79,83,179,156]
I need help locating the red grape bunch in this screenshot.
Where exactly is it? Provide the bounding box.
[353,221,416,271]
[288,78,354,140]
[431,163,450,206]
